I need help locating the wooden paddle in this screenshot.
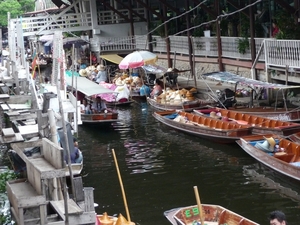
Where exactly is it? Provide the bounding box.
[112,149,132,223]
[194,186,205,225]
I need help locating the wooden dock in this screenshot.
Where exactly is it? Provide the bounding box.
[7,138,96,225]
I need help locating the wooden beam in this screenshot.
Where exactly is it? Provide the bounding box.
[274,0,295,14]
[114,0,147,21]
[99,0,131,23]
[135,0,164,20]
[157,0,180,14]
[227,0,249,17]
[190,0,218,17]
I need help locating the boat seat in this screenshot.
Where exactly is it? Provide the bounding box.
[274,153,295,163]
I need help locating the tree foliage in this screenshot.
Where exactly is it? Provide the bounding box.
[0,0,35,26]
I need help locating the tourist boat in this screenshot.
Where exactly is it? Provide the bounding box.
[236,134,300,181]
[164,204,259,225]
[65,76,119,125]
[194,108,300,136]
[153,110,252,143]
[202,71,300,122]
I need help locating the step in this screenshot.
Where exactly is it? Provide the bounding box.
[50,199,84,220]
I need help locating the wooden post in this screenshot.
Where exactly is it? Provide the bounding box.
[83,187,95,212]
[193,186,204,225]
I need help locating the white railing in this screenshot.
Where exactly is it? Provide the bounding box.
[265,39,300,69]
[11,12,92,36]
[99,36,134,52]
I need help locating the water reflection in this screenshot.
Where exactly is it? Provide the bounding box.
[77,104,300,225]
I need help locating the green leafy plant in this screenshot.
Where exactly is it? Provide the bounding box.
[0,170,18,193]
[237,37,249,54]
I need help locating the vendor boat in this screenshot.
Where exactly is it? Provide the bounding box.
[65,76,119,125]
[194,108,300,136]
[237,134,300,181]
[153,110,252,143]
[164,204,259,225]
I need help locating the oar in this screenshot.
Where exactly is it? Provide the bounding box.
[193,186,205,225]
[112,149,132,223]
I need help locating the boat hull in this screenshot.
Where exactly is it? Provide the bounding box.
[153,111,252,143]
[81,112,119,124]
[237,134,300,181]
[229,106,300,122]
[194,108,300,136]
[105,100,134,107]
[164,204,259,225]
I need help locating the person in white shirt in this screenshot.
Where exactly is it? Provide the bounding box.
[80,99,91,114]
[95,64,107,83]
[91,97,107,113]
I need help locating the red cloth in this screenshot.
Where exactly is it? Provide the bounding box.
[272,26,279,37]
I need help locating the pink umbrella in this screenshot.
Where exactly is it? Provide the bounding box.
[119,50,157,69]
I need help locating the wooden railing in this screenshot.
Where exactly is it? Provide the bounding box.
[97,8,145,24]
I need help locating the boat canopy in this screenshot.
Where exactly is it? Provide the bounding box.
[142,64,167,74]
[100,54,123,64]
[202,72,300,89]
[65,76,116,96]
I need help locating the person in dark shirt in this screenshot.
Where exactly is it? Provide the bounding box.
[269,210,287,225]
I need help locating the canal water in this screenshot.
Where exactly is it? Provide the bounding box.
[78,102,300,225]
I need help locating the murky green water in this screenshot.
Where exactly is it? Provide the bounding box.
[77,102,300,225]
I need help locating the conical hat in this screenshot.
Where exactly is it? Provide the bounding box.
[115,213,135,225]
[97,212,114,225]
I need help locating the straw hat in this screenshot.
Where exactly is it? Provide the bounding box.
[167,68,173,72]
[79,69,88,77]
[97,64,105,71]
[264,136,276,152]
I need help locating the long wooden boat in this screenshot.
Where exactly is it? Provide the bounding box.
[164,204,259,225]
[228,106,300,122]
[194,108,300,136]
[148,97,215,111]
[81,112,119,124]
[237,134,300,181]
[153,110,252,143]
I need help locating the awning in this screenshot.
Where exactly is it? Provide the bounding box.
[65,76,116,96]
[202,72,300,89]
[100,54,123,64]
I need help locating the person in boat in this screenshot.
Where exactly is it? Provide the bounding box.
[269,210,287,225]
[80,98,92,114]
[150,79,163,98]
[65,137,83,164]
[71,138,83,164]
[91,96,107,113]
[95,64,107,83]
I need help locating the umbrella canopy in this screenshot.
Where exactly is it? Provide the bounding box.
[119,50,157,69]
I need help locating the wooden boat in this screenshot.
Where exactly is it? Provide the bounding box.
[194,108,300,136]
[237,134,300,181]
[105,99,134,107]
[202,71,300,122]
[228,106,300,122]
[164,204,259,225]
[65,76,120,125]
[81,112,119,124]
[153,110,252,143]
[148,97,215,111]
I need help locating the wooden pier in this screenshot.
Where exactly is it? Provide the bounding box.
[6,138,96,225]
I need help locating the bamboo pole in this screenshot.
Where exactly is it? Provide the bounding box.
[193,186,204,225]
[112,149,131,223]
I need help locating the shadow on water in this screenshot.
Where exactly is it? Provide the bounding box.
[50,103,300,225]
